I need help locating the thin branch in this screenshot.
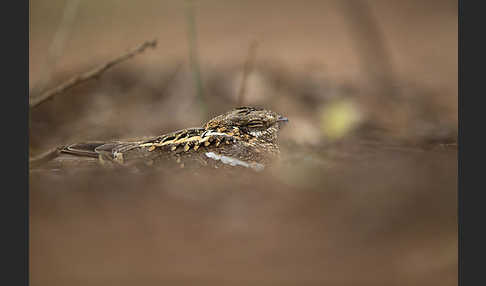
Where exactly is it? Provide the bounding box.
[337,0,396,97]
[29,146,65,169]
[237,40,259,106]
[29,39,158,109]
[159,61,184,96]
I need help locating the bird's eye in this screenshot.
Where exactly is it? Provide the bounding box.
[236,109,251,115]
[247,121,264,128]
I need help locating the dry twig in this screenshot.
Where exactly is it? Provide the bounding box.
[337,0,396,96]
[237,40,259,106]
[29,146,65,169]
[29,39,158,109]
[185,0,207,115]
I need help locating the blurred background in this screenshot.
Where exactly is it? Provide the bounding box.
[29,0,457,285]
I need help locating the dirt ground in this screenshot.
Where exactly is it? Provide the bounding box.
[29,1,457,285]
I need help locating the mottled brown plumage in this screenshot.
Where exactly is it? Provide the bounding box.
[43,107,288,171]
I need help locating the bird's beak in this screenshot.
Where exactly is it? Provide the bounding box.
[277,116,289,123]
[277,116,289,128]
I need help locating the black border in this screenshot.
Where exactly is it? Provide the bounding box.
[458,1,462,285]
[4,0,29,285]
[457,0,464,285]
[459,0,484,285]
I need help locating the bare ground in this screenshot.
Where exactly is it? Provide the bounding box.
[29,1,457,285]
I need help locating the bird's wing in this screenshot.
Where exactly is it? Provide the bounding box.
[59,128,206,159]
[61,142,107,158]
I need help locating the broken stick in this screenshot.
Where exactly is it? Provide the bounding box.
[29,39,157,109]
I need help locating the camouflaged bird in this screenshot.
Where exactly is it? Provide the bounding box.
[43,107,289,171]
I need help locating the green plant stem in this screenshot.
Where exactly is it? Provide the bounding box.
[185,0,207,115]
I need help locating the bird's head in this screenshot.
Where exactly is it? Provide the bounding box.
[203,106,288,143]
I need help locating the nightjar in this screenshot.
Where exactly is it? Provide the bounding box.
[40,107,288,171]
